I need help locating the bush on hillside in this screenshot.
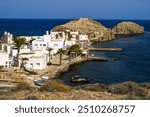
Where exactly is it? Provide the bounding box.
[107,81,150,100]
[80,83,107,92]
[40,80,71,92]
[17,80,32,90]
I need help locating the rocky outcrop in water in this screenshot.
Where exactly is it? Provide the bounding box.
[113,22,144,35]
[52,18,115,42]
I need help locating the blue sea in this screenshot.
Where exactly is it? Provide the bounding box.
[0,19,150,85]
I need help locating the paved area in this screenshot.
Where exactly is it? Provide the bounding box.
[38,54,70,77]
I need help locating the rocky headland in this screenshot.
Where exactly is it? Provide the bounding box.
[52,18,145,42]
[52,18,115,42]
[113,22,144,35]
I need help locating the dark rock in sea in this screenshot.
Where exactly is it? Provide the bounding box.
[113,22,144,35]
[52,18,115,42]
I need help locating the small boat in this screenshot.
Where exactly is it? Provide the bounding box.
[33,79,44,86]
[112,57,118,61]
[41,76,49,80]
[71,75,89,83]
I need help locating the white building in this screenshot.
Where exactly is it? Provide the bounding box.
[49,39,65,53]
[50,32,65,39]
[1,32,13,44]
[19,53,47,70]
[0,51,11,68]
[0,30,89,70]
[31,36,48,50]
[12,45,31,58]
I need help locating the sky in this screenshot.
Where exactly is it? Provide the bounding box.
[0,0,149,19]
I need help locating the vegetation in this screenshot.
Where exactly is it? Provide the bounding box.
[46,47,53,64]
[13,36,26,67]
[17,80,32,90]
[20,57,28,68]
[67,44,81,59]
[40,80,71,92]
[57,48,65,65]
[107,82,150,100]
[80,83,107,92]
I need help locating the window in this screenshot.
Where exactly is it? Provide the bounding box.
[34,44,38,47]
[36,63,40,66]
[54,44,58,47]
[43,44,46,46]
[40,44,42,46]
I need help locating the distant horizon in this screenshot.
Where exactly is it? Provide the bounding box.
[0,18,150,21]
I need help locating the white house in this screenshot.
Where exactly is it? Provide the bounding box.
[12,44,31,58]
[31,36,48,50]
[49,39,65,53]
[1,32,13,44]
[0,51,11,68]
[19,54,47,70]
[50,32,65,39]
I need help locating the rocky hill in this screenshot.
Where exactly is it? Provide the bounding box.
[52,18,115,42]
[113,22,144,35]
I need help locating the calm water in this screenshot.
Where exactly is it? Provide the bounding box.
[0,19,150,85]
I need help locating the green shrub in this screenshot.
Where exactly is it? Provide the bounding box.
[40,80,71,92]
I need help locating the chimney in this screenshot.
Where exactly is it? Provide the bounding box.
[46,31,49,35]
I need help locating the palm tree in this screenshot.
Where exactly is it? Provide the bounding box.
[13,36,26,67]
[57,48,65,65]
[46,47,53,63]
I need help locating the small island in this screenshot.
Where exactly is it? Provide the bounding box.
[113,21,144,35]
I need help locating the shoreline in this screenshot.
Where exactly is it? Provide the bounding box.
[48,56,108,79]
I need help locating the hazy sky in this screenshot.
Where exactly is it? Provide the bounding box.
[0,0,149,19]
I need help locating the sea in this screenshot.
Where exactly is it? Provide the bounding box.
[0,19,150,85]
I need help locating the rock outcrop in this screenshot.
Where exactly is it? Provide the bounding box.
[52,18,115,42]
[113,22,144,35]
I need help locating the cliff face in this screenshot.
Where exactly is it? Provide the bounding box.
[113,22,144,35]
[52,18,115,42]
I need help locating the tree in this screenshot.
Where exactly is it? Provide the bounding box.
[68,44,81,58]
[13,36,26,67]
[46,47,53,63]
[57,48,65,65]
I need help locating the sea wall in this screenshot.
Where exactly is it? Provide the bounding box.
[49,56,108,79]
[49,56,86,79]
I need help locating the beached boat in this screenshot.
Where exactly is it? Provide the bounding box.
[112,57,119,61]
[71,75,89,83]
[33,79,44,86]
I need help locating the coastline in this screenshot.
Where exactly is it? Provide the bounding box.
[48,55,108,79]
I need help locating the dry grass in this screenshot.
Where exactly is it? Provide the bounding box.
[17,80,32,90]
[40,80,71,92]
